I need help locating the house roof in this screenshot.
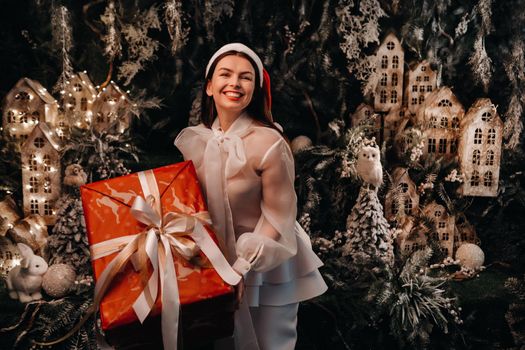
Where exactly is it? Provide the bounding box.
[461,98,503,129]
[21,122,61,151]
[75,72,98,96]
[23,78,58,105]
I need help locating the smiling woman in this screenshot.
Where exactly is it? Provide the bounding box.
[174,43,327,350]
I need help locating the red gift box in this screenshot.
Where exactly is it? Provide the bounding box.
[80,161,239,348]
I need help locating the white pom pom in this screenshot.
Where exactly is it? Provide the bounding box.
[291,135,313,154]
[455,243,485,270]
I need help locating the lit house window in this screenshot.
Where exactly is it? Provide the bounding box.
[43,155,51,171]
[404,198,412,214]
[43,177,52,193]
[44,201,52,215]
[29,154,38,171]
[380,73,387,86]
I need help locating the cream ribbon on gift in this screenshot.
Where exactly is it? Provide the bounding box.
[34,169,241,349]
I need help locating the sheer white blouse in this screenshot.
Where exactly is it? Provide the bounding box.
[175,113,327,307]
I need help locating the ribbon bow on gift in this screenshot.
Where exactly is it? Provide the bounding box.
[36,170,241,350]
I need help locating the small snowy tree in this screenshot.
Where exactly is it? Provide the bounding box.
[343,186,394,268]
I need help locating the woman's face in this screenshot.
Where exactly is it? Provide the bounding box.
[206,54,256,117]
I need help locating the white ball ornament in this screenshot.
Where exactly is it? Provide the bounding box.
[291,136,313,154]
[455,243,485,270]
[42,264,77,298]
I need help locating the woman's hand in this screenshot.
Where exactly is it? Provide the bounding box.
[234,276,245,309]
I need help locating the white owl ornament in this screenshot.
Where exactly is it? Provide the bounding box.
[356,143,383,189]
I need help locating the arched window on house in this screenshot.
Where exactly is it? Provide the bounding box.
[487,128,496,144]
[81,97,88,111]
[381,55,388,69]
[470,170,480,187]
[451,117,460,129]
[484,171,493,187]
[392,73,398,86]
[419,95,425,104]
[440,117,448,128]
[391,90,398,104]
[474,128,482,144]
[400,183,409,193]
[30,176,38,193]
[392,55,399,68]
[472,149,481,165]
[404,198,412,214]
[430,116,438,128]
[482,112,492,122]
[485,150,495,165]
[438,99,452,107]
[380,90,387,104]
[43,155,51,171]
[43,177,52,193]
[30,199,39,214]
[29,154,37,171]
[44,201,52,215]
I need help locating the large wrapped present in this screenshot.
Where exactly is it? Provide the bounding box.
[80,161,241,349]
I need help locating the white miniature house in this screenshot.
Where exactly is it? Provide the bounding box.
[458,98,503,197]
[422,202,455,257]
[92,81,131,133]
[406,61,438,115]
[374,33,404,112]
[59,71,98,132]
[416,87,465,159]
[2,78,59,143]
[385,167,419,223]
[21,123,61,225]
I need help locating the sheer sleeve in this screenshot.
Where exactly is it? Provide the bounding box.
[232,137,298,275]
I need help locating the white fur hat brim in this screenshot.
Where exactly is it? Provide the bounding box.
[205,43,264,87]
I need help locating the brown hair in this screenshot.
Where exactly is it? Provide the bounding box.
[200,50,282,135]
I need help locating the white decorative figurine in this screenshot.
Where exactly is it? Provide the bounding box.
[356,143,383,189]
[6,243,49,302]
